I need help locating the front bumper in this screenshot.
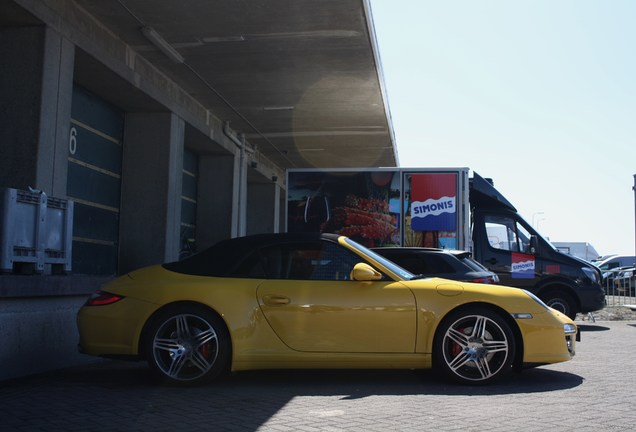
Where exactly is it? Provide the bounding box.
[517,310,577,365]
[578,282,606,313]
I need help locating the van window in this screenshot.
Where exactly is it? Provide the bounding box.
[485,215,532,254]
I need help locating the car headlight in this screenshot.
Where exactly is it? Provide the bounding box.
[564,323,578,353]
[564,323,577,335]
[582,267,599,284]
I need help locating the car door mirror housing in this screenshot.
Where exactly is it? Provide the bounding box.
[530,235,539,255]
[350,263,382,281]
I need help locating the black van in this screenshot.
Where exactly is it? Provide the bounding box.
[469,173,605,319]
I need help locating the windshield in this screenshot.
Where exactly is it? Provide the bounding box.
[343,237,415,280]
[517,214,556,251]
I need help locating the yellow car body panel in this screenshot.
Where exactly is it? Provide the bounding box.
[256,278,416,353]
[406,279,575,363]
[339,235,575,364]
[79,266,291,360]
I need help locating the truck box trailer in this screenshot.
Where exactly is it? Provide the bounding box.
[286,168,605,318]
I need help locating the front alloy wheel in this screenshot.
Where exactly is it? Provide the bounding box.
[435,308,515,385]
[146,306,229,384]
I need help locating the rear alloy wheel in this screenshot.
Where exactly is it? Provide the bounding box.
[434,307,515,385]
[145,306,229,385]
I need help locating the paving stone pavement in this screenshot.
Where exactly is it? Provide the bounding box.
[1,320,635,432]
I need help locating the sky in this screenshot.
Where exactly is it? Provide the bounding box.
[369,0,635,257]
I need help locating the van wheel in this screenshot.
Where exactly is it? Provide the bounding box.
[542,290,576,320]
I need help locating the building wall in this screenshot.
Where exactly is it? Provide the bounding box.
[0,275,110,381]
[0,1,282,380]
[0,26,73,197]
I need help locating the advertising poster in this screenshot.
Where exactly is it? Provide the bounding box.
[287,169,464,249]
[287,170,400,247]
[409,173,457,232]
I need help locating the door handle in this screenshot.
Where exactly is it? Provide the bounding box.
[485,258,498,265]
[263,295,291,306]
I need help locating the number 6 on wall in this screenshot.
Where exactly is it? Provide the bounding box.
[69,126,77,155]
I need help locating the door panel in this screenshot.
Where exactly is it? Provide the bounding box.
[257,279,416,353]
[481,213,538,289]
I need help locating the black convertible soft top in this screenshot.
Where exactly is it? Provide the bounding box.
[163,232,340,277]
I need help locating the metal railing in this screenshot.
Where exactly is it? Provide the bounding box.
[602,267,636,307]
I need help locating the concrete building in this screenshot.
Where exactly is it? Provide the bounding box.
[0,0,397,380]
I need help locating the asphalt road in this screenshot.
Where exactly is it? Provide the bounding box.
[1,320,635,432]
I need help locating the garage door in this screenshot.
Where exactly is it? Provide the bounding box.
[67,86,123,275]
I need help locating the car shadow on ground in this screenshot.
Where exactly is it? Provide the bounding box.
[578,324,611,332]
[224,367,583,398]
[0,360,583,431]
[3,358,583,397]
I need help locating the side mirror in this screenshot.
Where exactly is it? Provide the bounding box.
[350,263,383,281]
[529,235,539,255]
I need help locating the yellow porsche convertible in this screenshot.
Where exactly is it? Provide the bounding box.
[77,233,578,385]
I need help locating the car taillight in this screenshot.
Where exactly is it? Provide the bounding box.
[85,290,124,306]
[471,277,497,284]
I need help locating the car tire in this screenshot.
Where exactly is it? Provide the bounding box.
[541,290,576,320]
[144,304,230,385]
[433,307,516,385]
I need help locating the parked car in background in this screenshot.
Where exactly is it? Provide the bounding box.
[77,233,576,386]
[595,256,636,293]
[613,267,635,296]
[601,266,632,293]
[595,255,636,272]
[591,254,617,266]
[372,247,499,284]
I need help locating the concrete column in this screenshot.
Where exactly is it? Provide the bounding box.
[247,182,281,235]
[196,154,237,250]
[119,113,184,273]
[235,149,248,237]
[0,26,74,196]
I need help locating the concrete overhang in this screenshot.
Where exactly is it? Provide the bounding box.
[3,0,398,172]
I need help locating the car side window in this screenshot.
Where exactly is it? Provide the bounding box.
[247,241,360,281]
[232,240,365,281]
[308,242,360,281]
[417,254,455,274]
[389,254,425,274]
[387,253,454,275]
[230,250,267,278]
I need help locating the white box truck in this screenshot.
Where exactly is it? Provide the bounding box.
[286,168,605,318]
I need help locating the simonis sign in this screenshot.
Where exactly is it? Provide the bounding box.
[409,173,457,231]
[412,197,454,216]
[512,252,535,279]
